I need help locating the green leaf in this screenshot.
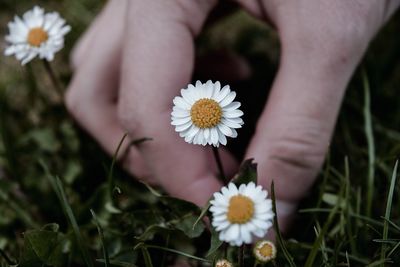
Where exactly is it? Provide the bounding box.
[192,201,211,231]
[231,158,257,186]
[137,224,171,241]
[174,215,205,238]
[19,229,67,267]
[160,196,200,218]
[206,226,223,258]
[21,128,61,153]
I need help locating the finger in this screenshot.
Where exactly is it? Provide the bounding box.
[119,0,239,206]
[245,31,364,232]
[71,0,121,69]
[66,0,150,180]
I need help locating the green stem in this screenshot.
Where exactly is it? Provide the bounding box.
[43,60,63,99]
[212,146,227,184]
[238,245,244,267]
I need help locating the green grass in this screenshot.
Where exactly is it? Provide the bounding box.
[1,1,400,266]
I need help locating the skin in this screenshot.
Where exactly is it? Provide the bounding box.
[66,0,399,234]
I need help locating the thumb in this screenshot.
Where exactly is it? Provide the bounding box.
[245,31,364,232]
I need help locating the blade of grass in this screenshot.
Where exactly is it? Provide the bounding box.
[141,247,153,267]
[380,160,398,266]
[107,133,128,198]
[90,209,110,267]
[145,245,211,263]
[271,181,296,267]
[0,249,16,265]
[387,242,400,258]
[344,157,357,254]
[40,161,94,267]
[362,70,375,217]
[294,242,369,265]
[381,217,400,232]
[304,180,344,267]
[0,188,38,229]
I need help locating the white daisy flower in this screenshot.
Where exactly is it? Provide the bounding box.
[210,182,274,246]
[171,80,244,147]
[253,240,277,263]
[4,6,71,65]
[215,259,233,267]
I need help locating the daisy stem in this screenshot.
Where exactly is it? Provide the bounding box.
[238,245,244,267]
[253,262,259,267]
[43,60,63,99]
[212,146,227,184]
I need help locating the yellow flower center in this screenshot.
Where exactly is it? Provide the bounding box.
[190,98,222,129]
[227,195,254,224]
[258,243,274,258]
[27,27,48,46]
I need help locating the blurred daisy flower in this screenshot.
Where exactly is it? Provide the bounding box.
[253,240,277,263]
[4,6,71,65]
[215,259,233,267]
[171,80,243,147]
[210,182,274,246]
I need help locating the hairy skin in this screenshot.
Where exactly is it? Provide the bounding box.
[67,0,399,236]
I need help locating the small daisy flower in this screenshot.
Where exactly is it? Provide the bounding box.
[171,80,244,147]
[4,6,71,65]
[215,259,233,267]
[210,182,274,246]
[253,240,277,263]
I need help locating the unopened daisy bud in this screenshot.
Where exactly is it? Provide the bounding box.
[171,80,244,147]
[210,182,274,246]
[215,259,233,267]
[253,240,277,263]
[4,6,71,65]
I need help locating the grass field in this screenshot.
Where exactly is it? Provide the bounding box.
[1,1,400,266]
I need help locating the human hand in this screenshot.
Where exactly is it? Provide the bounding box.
[66,0,399,233]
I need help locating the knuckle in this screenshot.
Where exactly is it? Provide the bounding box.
[117,104,140,135]
[174,0,217,34]
[266,125,328,175]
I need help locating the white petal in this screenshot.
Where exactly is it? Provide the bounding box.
[225,224,240,242]
[224,101,241,111]
[209,205,227,215]
[228,183,238,195]
[175,121,192,132]
[171,116,191,126]
[221,118,242,129]
[212,81,221,97]
[173,96,191,110]
[181,89,195,104]
[240,225,252,244]
[215,85,231,102]
[238,184,247,194]
[224,109,243,119]
[218,130,227,146]
[210,127,219,145]
[171,109,190,118]
[217,123,233,137]
[219,91,236,107]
